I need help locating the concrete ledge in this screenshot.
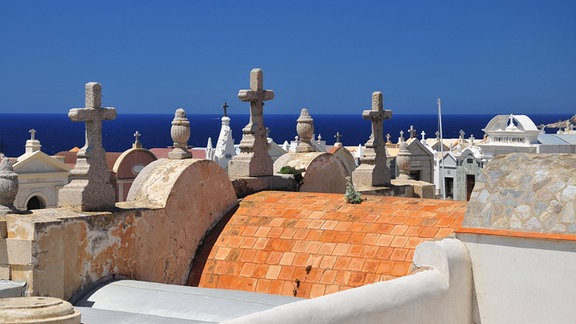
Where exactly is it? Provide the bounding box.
[224,238,472,324]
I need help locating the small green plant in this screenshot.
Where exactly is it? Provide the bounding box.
[279,166,304,187]
[344,176,364,204]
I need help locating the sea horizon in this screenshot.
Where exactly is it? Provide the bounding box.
[0,113,572,158]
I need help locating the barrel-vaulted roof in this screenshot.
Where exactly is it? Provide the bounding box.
[188,191,466,298]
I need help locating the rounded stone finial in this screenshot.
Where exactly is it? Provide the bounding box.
[0,154,18,214]
[296,108,315,153]
[0,297,81,323]
[396,137,412,180]
[169,108,192,159]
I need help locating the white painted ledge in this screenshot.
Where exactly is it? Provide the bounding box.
[224,238,472,324]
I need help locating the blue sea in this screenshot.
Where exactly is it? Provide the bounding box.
[0,113,571,158]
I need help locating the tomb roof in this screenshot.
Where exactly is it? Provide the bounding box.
[189,191,466,298]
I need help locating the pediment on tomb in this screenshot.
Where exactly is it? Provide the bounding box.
[13,151,71,174]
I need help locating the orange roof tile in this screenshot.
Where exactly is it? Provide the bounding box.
[188,191,466,298]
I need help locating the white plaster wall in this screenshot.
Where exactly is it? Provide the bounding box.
[458,233,576,324]
[225,238,472,324]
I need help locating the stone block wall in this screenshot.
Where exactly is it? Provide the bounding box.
[464,153,576,233]
[0,159,238,299]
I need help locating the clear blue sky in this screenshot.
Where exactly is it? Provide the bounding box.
[1,1,575,115]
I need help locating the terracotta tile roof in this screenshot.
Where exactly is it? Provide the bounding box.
[188,191,466,298]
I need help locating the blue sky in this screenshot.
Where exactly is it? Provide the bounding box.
[1,1,575,115]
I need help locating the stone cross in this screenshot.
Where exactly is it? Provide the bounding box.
[399,130,405,142]
[59,82,117,211]
[334,131,342,143]
[362,92,392,149]
[459,129,465,139]
[435,131,440,140]
[408,125,417,138]
[228,68,275,177]
[421,131,426,141]
[133,130,142,149]
[25,129,41,153]
[222,102,229,117]
[353,91,392,188]
[386,133,391,143]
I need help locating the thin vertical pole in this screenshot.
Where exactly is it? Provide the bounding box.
[437,98,446,199]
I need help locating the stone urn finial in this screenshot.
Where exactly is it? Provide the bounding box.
[396,137,412,180]
[0,154,19,214]
[169,108,192,159]
[296,108,315,152]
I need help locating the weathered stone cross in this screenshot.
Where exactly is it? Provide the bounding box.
[69,82,117,158]
[134,131,141,144]
[362,92,391,149]
[334,131,342,143]
[222,102,229,117]
[29,129,36,140]
[133,130,142,148]
[408,125,417,138]
[229,68,275,177]
[353,91,393,188]
[59,82,117,211]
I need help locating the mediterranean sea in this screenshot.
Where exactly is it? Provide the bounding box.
[0,113,571,158]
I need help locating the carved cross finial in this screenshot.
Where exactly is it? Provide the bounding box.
[361,92,392,149]
[334,131,342,143]
[222,102,229,117]
[459,129,465,139]
[408,125,416,138]
[231,68,275,176]
[386,133,391,143]
[421,130,426,141]
[399,130,405,142]
[29,129,36,140]
[133,130,142,149]
[435,130,440,140]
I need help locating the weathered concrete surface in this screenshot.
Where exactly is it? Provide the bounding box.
[274,152,349,193]
[464,153,576,233]
[1,159,238,299]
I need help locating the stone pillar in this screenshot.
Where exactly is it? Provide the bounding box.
[168,108,192,159]
[0,154,18,215]
[352,91,392,188]
[58,82,117,211]
[228,68,275,177]
[296,108,315,153]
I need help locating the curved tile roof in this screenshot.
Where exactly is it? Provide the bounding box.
[188,191,466,298]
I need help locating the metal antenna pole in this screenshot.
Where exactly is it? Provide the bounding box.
[437,98,446,199]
